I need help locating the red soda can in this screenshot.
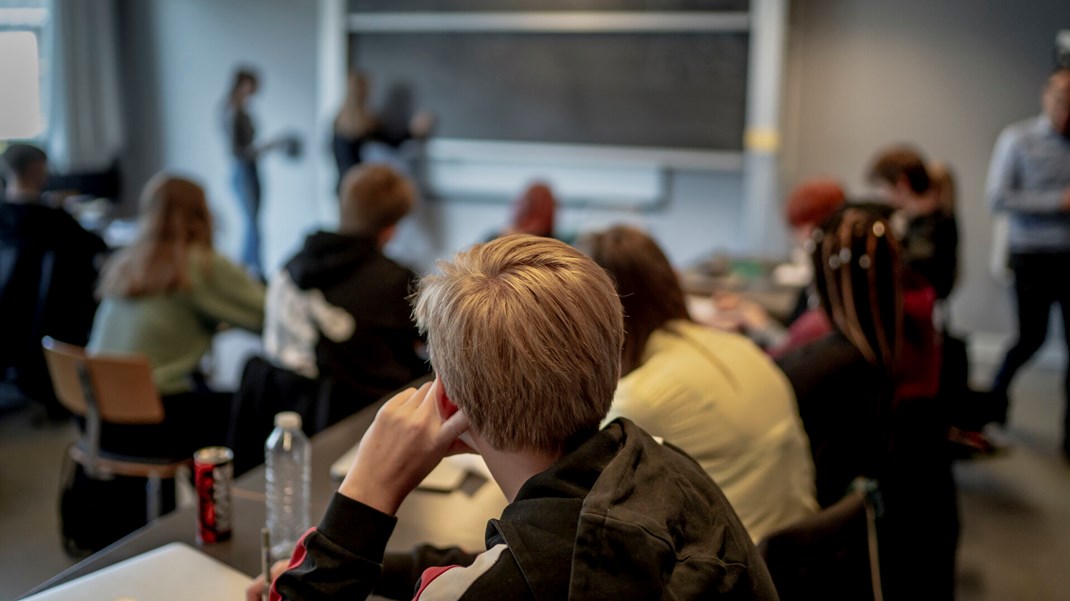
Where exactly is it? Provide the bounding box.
[194,446,234,544]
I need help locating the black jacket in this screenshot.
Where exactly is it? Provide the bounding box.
[0,200,105,408]
[273,419,779,600]
[902,211,958,300]
[776,332,892,508]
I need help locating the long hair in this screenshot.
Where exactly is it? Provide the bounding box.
[577,225,690,376]
[811,207,903,374]
[226,67,259,110]
[98,174,214,298]
[334,71,373,138]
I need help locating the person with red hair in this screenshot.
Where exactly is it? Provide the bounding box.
[486,182,569,243]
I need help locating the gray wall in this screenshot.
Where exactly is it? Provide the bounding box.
[118,0,324,274]
[782,0,1070,339]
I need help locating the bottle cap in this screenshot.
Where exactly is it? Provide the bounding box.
[275,411,302,430]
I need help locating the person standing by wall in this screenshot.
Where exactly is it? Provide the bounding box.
[332,72,434,190]
[987,67,1070,458]
[223,66,293,279]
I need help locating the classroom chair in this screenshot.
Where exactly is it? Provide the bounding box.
[758,484,884,601]
[42,337,189,523]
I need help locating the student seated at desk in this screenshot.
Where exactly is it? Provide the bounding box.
[89,174,264,457]
[484,182,574,244]
[263,163,429,422]
[229,164,430,473]
[578,225,817,543]
[867,145,959,302]
[1,144,106,418]
[775,207,898,509]
[777,206,958,600]
[253,235,777,601]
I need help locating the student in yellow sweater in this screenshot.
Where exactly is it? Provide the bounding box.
[579,225,817,543]
[89,174,264,457]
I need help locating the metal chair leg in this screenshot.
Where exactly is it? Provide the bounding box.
[146,474,161,522]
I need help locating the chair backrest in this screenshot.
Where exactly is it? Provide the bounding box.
[86,353,165,425]
[42,336,90,417]
[758,489,883,601]
[42,337,165,425]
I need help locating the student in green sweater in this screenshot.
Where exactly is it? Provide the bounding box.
[88,173,265,457]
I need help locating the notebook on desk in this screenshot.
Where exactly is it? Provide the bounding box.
[23,542,252,601]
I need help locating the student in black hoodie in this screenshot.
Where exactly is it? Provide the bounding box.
[263,164,429,422]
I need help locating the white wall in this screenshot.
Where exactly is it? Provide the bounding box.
[782,0,1070,340]
[119,0,325,275]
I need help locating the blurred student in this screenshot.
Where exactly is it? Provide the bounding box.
[332,72,434,189]
[776,208,900,508]
[776,206,957,599]
[89,174,264,456]
[223,66,294,278]
[486,181,566,243]
[0,144,106,417]
[987,67,1070,453]
[253,235,776,601]
[579,225,817,543]
[264,164,428,421]
[868,145,959,301]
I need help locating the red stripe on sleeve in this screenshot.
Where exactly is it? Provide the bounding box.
[412,565,461,600]
[269,527,317,601]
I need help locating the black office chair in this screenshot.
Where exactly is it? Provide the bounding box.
[758,483,884,601]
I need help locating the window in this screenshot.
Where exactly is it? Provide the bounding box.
[0,0,49,140]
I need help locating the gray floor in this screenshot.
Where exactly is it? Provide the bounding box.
[1,363,1068,600]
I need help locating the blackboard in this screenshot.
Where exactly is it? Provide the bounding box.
[351,0,749,12]
[350,8,750,151]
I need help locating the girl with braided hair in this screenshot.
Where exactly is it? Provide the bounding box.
[779,206,958,599]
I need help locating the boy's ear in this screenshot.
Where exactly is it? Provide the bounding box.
[433,376,459,421]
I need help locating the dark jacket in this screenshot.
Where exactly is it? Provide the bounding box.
[273,419,778,601]
[776,332,892,508]
[265,231,428,419]
[0,200,105,410]
[902,211,958,300]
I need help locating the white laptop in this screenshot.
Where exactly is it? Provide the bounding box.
[23,542,252,601]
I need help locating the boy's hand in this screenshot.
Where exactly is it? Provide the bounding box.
[245,559,289,601]
[339,380,469,515]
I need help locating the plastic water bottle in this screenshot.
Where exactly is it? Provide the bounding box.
[265,411,311,558]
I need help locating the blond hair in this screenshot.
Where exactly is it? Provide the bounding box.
[99,174,213,298]
[339,164,415,235]
[413,235,623,453]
